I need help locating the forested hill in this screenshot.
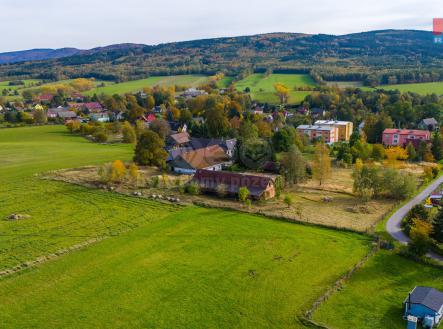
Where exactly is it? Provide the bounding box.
[1,30,442,86]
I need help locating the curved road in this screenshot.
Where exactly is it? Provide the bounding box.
[386,175,443,263]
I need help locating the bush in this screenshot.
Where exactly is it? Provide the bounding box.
[186,182,200,195]
[94,130,108,143]
[402,204,430,235]
[238,187,250,203]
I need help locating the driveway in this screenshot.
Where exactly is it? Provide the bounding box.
[386,175,443,263]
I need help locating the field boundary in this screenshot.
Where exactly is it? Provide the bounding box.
[0,236,106,279]
[303,243,380,326]
[193,200,370,235]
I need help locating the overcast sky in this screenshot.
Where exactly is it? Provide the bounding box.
[0,0,441,52]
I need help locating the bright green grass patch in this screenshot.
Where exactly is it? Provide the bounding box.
[84,75,210,96]
[0,79,41,90]
[217,76,235,88]
[0,126,179,270]
[377,81,443,95]
[235,74,316,104]
[313,251,443,329]
[0,206,371,329]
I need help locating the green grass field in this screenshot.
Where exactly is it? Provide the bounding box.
[377,81,443,95]
[313,251,443,329]
[0,126,181,270]
[84,75,210,96]
[0,125,375,328]
[235,74,316,105]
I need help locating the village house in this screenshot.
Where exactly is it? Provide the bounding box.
[314,120,353,142]
[310,107,326,118]
[382,128,431,147]
[181,88,208,99]
[47,106,68,119]
[418,118,439,131]
[38,93,54,103]
[170,145,232,174]
[90,112,110,123]
[167,132,191,149]
[192,169,276,200]
[404,286,443,328]
[57,110,77,121]
[296,125,339,144]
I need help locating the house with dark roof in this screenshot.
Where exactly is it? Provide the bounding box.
[167,132,191,148]
[419,118,439,131]
[192,169,276,200]
[170,145,232,174]
[404,286,443,328]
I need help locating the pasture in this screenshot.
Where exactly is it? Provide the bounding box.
[313,251,443,329]
[83,75,210,96]
[0,125,374,328]
[0,206,371,328]
[377,81,443,95]
[235,73,316,104]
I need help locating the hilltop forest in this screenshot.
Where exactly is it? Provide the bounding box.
[1,30,443,86]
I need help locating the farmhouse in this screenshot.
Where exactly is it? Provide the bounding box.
[296,125,339,144]
[382,129,430,147]
[170,145,232,174]
[419,118,439,131]
[314,120,353,141]
[404,286,443,328]
[167,132,191,148]
[192,169,276,200]
[47,106,68,119]
[181,88,208,98]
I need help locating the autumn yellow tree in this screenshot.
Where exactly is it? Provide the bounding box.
[111,160,126,183]
[274,83,290,104]
[385,146,408,168]
[128,163,139,186]
[70,78,95,92]
[312,142,332,186]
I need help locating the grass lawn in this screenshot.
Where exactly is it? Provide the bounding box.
[0,206,371,329]
[377,81,443,95]
[0,126,180,270]
[235,74,316,105]
[313,251,443,329]
[0,125,375,328]
[84,75,210,96]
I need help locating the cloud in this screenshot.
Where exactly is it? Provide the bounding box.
[0,0,441,52]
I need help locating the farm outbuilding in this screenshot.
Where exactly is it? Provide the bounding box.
[404,286,443,328]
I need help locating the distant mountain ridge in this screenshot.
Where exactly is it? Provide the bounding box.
[0,30,442,85]
[0,43,148,64]
[0,48,82,64]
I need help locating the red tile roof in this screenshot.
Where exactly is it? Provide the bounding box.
[383,129,430,137]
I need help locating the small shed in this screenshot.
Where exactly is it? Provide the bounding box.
[404,286,443,328]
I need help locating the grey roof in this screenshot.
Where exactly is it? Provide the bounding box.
[57,111,77,118]
[297,125,335,131]
[405,286,443,312]
[422,118,438,125]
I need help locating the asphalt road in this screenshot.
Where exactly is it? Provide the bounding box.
[386,175,443,263]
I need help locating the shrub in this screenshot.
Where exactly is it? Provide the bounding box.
[186,182,201,195]
[110,160,126,183]
[94,130,108,143]
[238,187,250,203]
[283,194,293,208]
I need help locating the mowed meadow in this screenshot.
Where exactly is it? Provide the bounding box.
[0,126,374,328]
[235,74,316,104]
[83,75,210,96]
